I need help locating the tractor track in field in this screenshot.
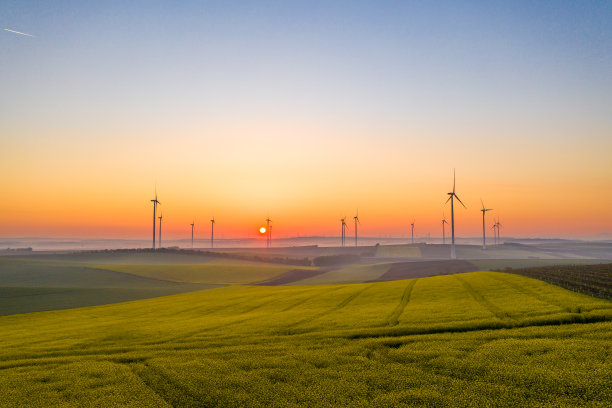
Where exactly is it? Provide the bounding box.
[386,279,418,326]
[288,284,375,328]
[155,293,301,344]
[487,273,570,312]
[454,275,511,320]
[347,312,612,340]
[280,286,346,312]
[129,361,211,408]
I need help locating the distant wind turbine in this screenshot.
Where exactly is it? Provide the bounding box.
[496,217,503,246]
[480,199,493,250]
[151,189,161,250]
[210,218,215,249]
[265,217,272,248]
[441,214,448,245]
[190,221,195,249]
[340,217,349,247]
[354,210,360,247]
[411,220,415,244]
[158,212,163,249]
[445,169,466,259]
[491,223,498,246]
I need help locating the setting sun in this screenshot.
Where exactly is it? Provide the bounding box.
[259,227,266,234]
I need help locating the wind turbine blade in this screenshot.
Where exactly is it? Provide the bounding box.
[453,169,456,194]
[455,195,467,208]
[480,198,485,210]
[445,195,452,204]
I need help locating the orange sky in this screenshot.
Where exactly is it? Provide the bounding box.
[1,119,611,239]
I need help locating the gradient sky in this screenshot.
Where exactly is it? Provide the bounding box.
[1,1,611,240]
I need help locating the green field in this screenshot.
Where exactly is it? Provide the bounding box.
[1,271,611,407]
[0,257,220,315]
[97,263,302,284]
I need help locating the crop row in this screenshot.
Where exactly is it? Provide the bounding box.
[505,263,612,300]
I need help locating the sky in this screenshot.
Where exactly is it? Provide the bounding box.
[1,1,611,240]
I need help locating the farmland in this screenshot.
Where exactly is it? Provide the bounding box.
[507,263,612,300]
[2,246,611,315]
[0,256,219,316]
[1,271,611,407]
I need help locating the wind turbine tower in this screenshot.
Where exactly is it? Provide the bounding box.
[151,190,161,250]
[480,199,493,250]
[496,218,503,246]
[190,221,195,249]
[265,217,272,248]
[340,217,347,247]
[445,170,466,259]
[210,218,215,249]
[411,221,415,244]
[491,223,498,245]
[158,212,163,249]
[441,214,448,245]
[354,210,360,247]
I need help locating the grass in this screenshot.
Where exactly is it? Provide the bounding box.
[1,271,611,407]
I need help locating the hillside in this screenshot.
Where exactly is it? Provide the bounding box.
[1,272,610,407]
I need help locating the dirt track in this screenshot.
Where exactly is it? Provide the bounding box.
[368,260,477,282]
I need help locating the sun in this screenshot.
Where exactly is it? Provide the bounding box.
[259,227,266,234]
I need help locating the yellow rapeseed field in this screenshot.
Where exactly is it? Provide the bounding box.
[1,271,610,407]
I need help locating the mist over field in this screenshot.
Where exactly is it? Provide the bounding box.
[2,236,612,252]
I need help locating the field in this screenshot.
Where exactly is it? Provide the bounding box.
[508,263,612,300]
[2,247,611,315]
[94,263,301,285]
[0,256,218,316]
[1,271,611,407]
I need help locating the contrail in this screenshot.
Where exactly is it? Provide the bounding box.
[4,28,35,37]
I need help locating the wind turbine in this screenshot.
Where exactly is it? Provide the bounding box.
[210,218,215,249]
[411,220,415,244]
[354,210,360,247]
[480,199,493,250]
[151,189,161,250]
[190,221,195,249]
[441,214,448,245]
[340,217,348,247]
[158,212,163,249]
[265,217,272,248]
[496,217,503,246]
[491,223,498,246]
[445,169,466,259]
